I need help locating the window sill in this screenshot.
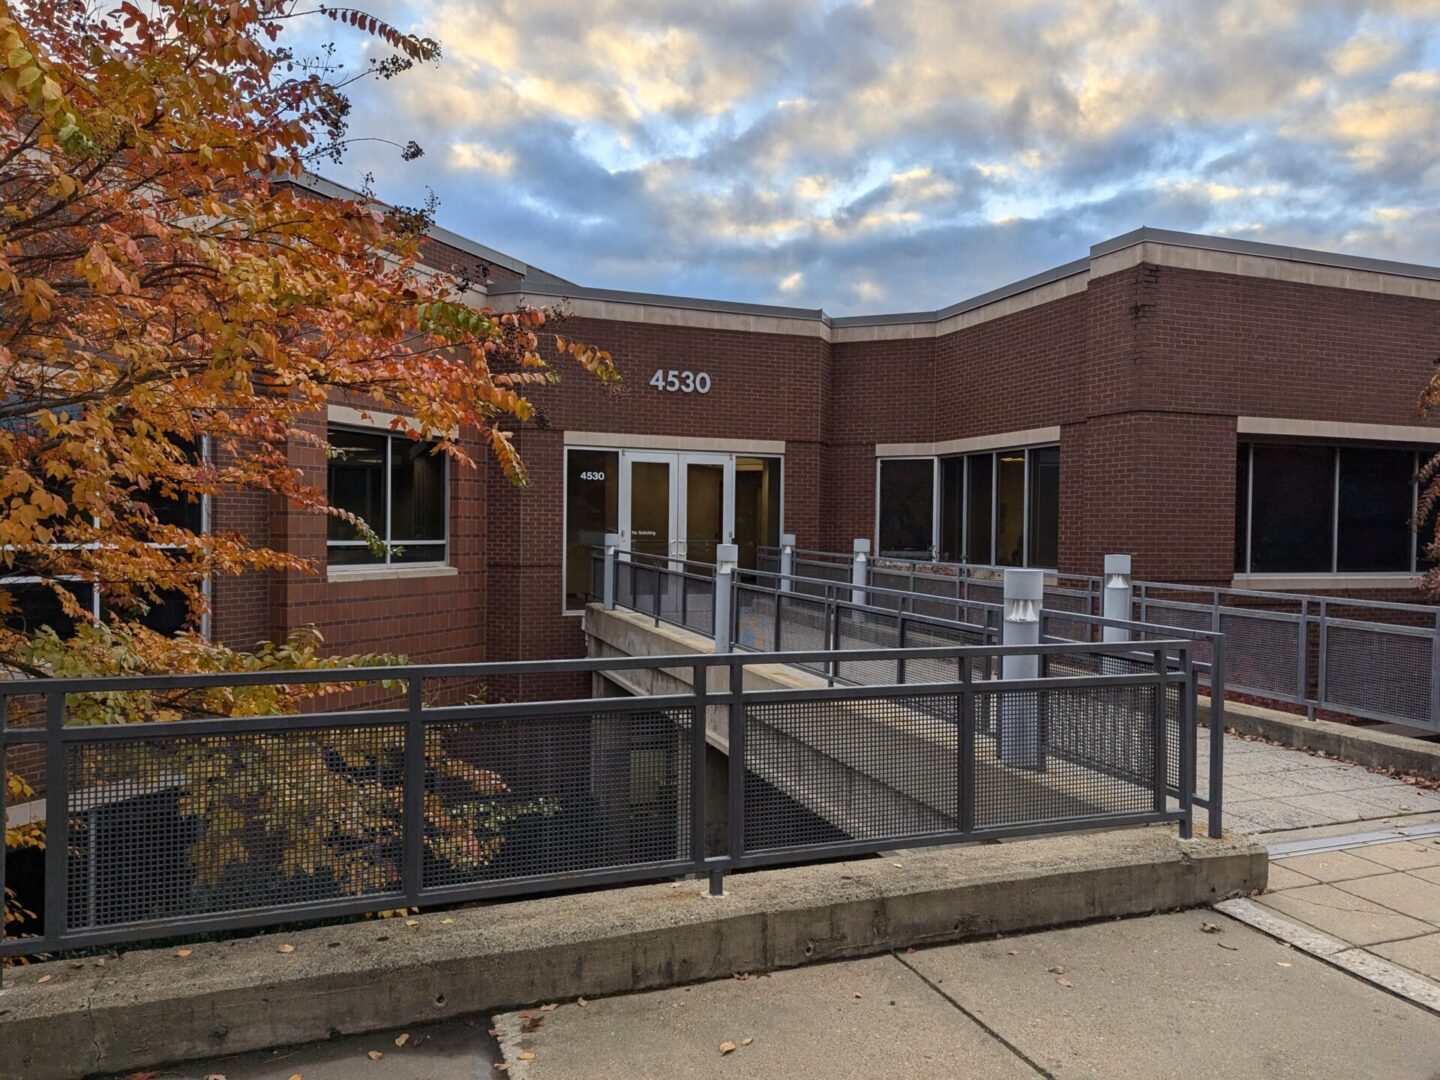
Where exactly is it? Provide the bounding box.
[1231,572,1421,592]
[327,564,458,583]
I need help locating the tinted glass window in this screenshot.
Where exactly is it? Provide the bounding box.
[939,457,965,562]
[1250,445,1334,573]
[328,428,446,566]
[137,437,204,533]
[735,456,781,571]
[1338,447,1413,572]
[3,581,94,639]
[1027,446,1060,569]
[878,459,934,556]
[995,453,1026,567]
[565,449,618,609]
[1235,446,1250,572]
[966,455,993,564]
[328,428,386,560]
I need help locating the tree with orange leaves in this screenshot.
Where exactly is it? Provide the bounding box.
[0,0,616,941]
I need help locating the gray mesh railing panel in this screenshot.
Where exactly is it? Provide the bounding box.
[743,693,960,851]
[680,575,715,636]
[775,594,830,672]
[976,685,1157,829]
[833,612,901,685]
[1133,601,1214,665]
[425,707,692,889]
[1323,624,1436,729]
[1042,589,1094,643]
[65,726,407,931]
[1219,611,1301,699]
[735,588,777,651]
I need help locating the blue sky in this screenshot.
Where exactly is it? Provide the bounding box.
[302,0,1440,314]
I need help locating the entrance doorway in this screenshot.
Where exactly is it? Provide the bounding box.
[564,446,782,610]
[619,451,733,568]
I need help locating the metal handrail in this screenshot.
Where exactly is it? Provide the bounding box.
[1,641,1199,970]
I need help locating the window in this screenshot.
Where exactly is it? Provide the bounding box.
[965,454,994,565]
[877,458,935,557]
[877,445,1060,567]
[735,456,782,570]
[564,448,618,610]
[3,436,208,639]
[327,426,447,566]
[939,457,965,561]
[1027,446,1061,569]
[1236,441,1432,574]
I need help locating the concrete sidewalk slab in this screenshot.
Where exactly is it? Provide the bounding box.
[491,955,1036,1080]
[0,828,1264,1080]
[904,911,1440,1080]
[1258,882,1435,945]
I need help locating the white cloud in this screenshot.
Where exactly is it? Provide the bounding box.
[316,0,1440,314]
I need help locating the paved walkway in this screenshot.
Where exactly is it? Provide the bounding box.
[1199,726,1440,836]
[489,910,1438,1079]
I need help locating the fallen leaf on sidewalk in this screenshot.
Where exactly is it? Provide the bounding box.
[395,1033,410,1047]
[577,998,588,1007]
[175,948,193,958]
[540,1002,558,1012]
[366,1051,383,1061]
[494,1064,510,1073]
[719,1041,737,1055]
[1199,921,1222,934]
[405,920,418,928]
[853,992,863,999]
[741,1037,753,1047]
[1217,942,1238,951]
[441,918,455,925]
[37,975,51,984]
[488,1028,503,1036]
[1277,962,1293,968]
[1056,976,1074,988]
[276,944,295,954]
[518,1052,535,1061]
[204,1074,227,1079]
[1047,965,1065,975]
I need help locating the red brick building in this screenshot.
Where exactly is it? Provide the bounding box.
[197,182,1440,671]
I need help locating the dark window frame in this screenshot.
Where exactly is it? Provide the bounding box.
[1235,439,1432,576]
[883,443,1060,568]
[326,424,450,568]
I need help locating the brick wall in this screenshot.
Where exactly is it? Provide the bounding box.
[198,255,1440,676]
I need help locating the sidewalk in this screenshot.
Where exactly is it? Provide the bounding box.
[488,910,1439,1079]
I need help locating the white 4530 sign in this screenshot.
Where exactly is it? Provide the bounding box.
[649,369,711,394]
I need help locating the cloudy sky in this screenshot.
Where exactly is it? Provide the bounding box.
[303,0,1440,315]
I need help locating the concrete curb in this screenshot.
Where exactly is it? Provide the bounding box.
[1201,698,1440,778]
[0,828,1264,1080]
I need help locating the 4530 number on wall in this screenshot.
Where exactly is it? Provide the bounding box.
[649,369,711,394]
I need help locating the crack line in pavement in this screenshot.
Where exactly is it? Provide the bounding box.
[889,951,1052,1079]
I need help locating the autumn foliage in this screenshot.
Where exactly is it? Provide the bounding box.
[0,0,615,940]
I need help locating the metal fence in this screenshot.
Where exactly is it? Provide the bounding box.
[1,643,1198,969]
[598,549,1224,839]
[758,546,1440,735]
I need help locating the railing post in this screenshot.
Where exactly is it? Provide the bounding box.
[1209,603,1226,839]
[958,658,975,835]
[779,533,796,593]
[851,538,870,608]
[713,543,737,652]
[1102,554,1132,644]
[1431,612,1440,734]
[999,568,1044,769]
[1102,554,1132,676]
[691,661,715,894]
[897,614,908,684]
[403,675,425,906]
[725,656,746,891]
[43,691,67,954]
[602,532,619,611]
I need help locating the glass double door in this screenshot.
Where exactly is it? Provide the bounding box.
[619,451,734,568]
